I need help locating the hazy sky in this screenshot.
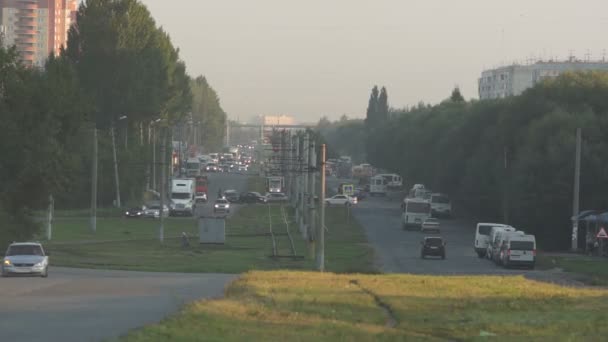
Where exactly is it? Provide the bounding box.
[140,0,608,122]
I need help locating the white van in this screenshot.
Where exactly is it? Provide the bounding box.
[402,198,431,230]
[492,230,525,265]
[499,234,536,269]
[474,223,507,258]
[430,193,451,218]
[486,226,516,260]
[370,175,387,196]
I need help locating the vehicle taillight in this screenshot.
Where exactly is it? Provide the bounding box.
[532,249,536,256]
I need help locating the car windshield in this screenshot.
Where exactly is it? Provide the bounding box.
[425,238,443,246]
[171,193,190,199]
[216,200,228,204]
[510,241,534,250]
[406,202,430,213]
[432,195,449,204]
[148,205,160,210]
[186,162,199,169]
[478,225,494,235]
[7,245,44,256]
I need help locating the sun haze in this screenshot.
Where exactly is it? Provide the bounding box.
[140,0,608,122]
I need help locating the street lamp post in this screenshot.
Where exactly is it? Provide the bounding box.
[111,115,128,208]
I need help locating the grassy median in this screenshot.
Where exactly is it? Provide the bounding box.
[537,255,608,286]
[45,204,375,273]
[122,270,608,341]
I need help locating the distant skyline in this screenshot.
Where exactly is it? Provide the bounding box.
[140,0,608,122]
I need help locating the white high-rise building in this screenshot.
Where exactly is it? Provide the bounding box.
[479,59,608,100]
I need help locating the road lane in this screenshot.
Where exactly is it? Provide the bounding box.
[351,194,578,283]
[0,267,236,342]
[194,171,249,217]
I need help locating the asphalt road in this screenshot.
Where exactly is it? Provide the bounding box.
[0,268,236,342]
[194,171,250,217]
[0,172,249,342]
[327,176,579,283]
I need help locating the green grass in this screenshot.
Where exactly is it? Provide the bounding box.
[45,204,375,273]
[537,255,608,285]
[122,271,608,341]
[41,217,198,242]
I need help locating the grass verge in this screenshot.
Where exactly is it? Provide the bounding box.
[45,203,375,273]
[537,254,608,286]
[122,270,608,341]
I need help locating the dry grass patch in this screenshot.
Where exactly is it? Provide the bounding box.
[122,271,608,341]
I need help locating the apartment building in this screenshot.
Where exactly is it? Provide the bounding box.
[0,0,76,67]
[479,59,608,100]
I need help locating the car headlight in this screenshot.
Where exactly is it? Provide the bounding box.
[137,212,142,215]
[170,203,176,209]
[126,211,130,215]
[3,259,11,265]
[214,204,219,208]
[34,261,45,267]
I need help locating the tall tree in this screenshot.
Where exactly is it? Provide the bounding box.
[450,86,465,102]
[365,85,379,128]
[191,76,226,151]
[377,86,389,121]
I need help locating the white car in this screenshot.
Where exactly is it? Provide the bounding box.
[325,194,357,206]
[143,202,170,218]
[213,198,231,213]
[2,242,49,277]
[421,218,440,233]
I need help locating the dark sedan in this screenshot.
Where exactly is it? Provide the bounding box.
[420,237,446,259]
[223,190,240,203]
[124,207,144,218]
[239,192,267,204]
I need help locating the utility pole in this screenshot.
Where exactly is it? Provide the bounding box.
[301,134,309,236]
[308,138,317,256]
[111,124,121,208]
[90,127,98,233]
[294,134,300,222]
[152,124,157,191]
[47,194,54,241]
[317,144,326,271]
[571,127,582,251]
[503,146,509,224]
[159,126,166,244]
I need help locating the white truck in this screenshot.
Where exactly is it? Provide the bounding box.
[185,158,201,177]
[401,198,431,230]
[170,178,195,216]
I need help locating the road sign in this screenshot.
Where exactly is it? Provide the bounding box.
[342,184,354,196]
[597,227,608,239]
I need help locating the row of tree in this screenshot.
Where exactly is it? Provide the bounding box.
[320,73,608,250]
[0,0,226,247]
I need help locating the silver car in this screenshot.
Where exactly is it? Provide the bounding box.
[2,242,49,277]
[143,202,169,218]
[213,198,231,213]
